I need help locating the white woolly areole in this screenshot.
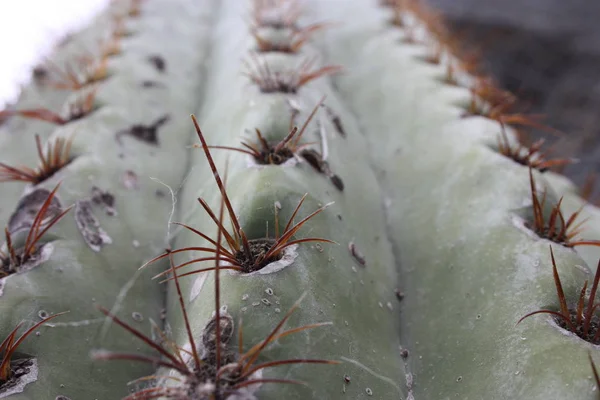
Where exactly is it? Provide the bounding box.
[233,243,299,276]
[0,358,38,398]
[0,242,54,298]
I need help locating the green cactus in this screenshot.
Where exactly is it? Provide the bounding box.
[1,0,600,399]
[311,0,600,398]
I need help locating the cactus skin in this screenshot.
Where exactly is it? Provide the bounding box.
[0,0,216,398]
[2,0,600,399]
[311,0,600,399]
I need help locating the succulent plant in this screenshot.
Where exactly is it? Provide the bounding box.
[1,0,600,399]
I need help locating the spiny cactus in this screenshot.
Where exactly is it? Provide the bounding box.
[1,0,600,399]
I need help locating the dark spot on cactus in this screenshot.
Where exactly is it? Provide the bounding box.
[300,149,344,191]
[400,348,409,359]
[116,114,170,145]
[330,175,344,191]
[32,65,48,81]
[0,134,75,186]
[395,288,404,301]
[122,170,139,190]
[91,187,117,216]
[147,55,166,72]
[141,80,164,88]
[155,189,165,198]
[525,168,600,248]
[518,246,600,344]
[74,200,112,252]
[323,104,346,137]
[1,184,71,278]
[349,241,366,266]
[243,53,342,94]
[55,396,71,400]
[337,214,342,220]
[344,374,351,383]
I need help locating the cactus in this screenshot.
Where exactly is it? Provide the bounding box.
[2,0,600,399]
[311,0,600,398]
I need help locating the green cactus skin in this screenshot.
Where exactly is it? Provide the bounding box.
[310,1,600,399]
[0,0,217,398]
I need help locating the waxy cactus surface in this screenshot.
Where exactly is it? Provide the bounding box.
[0,0,599,399]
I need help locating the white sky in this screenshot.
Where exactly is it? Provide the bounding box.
[0,0,110,105]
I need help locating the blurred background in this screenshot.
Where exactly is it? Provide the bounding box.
[431,0,600,196]
[0,0,109,105]
[0,0,598,192]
